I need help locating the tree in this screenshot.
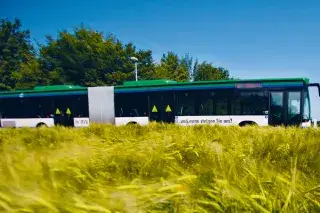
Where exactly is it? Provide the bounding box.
[180,53,194,81]
[0,18,234,89]
[135,49,155,80]
[0,18,42,90]
[11,56,46,89]
[154,51,190,81]
[193,61,230,81]
[39,26,155,86]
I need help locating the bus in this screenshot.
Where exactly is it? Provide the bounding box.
[0,77,319,128]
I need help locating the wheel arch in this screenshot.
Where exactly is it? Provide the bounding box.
[238,120,258,127]
[36,122,48,128]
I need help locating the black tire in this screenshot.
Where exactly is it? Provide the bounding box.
[239,121,257,127]
[126,121,138,125]
[36,123,47,128]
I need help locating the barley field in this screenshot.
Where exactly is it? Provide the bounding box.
[0,123,320,212]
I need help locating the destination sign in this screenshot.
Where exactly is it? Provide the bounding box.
[235,83,262,88]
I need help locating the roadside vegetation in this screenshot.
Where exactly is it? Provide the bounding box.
[0,124,320,212]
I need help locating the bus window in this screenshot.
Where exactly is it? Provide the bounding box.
[240,91,268,115]
[199,91,214,115]
[21,98,37,118]
[270,92,285,126]
[198,90,230,116]
[213,90,230,115]
[115,93,148,117]
[1,98,29,118]
[0,99,3,118]
[199,98,214,115]
[72,95,89,117]
[231,97,241,115]
[175,92,196,116]
[215,97,228,115]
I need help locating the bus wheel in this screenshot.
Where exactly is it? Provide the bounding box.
[126,121,138,126]
[239,121,257,127]
[36,123,47,128]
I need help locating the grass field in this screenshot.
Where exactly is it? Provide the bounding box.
[0,123,320,212]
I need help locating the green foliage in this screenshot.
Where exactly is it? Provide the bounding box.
[0,18,233,90]
[39,27,155,86]
[0,18,42,90]
[154,51,190,82]
[194,61,230,81]
[0,124,319,212]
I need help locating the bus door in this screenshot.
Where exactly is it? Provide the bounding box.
[269,91,302,126]
[286,91,302,126]
[269,91,285,126]
[53,107,74,127]
[149,92,175,123]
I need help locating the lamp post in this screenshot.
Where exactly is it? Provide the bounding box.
[130,56,139,81]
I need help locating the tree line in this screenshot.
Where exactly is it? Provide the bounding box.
[0,18,233,90]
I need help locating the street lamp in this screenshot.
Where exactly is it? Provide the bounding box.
[130,56,139,81]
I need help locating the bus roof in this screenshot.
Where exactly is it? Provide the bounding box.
[0,77,310,97]
[118,77,310,88]
[0,85,87,98]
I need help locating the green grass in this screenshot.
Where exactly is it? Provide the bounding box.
[0,123,320,212]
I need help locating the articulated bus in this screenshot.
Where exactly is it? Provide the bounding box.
[0,78,319,128]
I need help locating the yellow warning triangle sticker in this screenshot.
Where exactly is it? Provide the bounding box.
[165,105,172,112]
[152,105,158,113]
[55,108,61,115]
[66,108,71,115]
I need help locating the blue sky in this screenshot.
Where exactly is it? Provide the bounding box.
[2,0,320,119]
